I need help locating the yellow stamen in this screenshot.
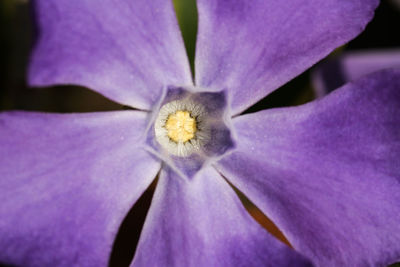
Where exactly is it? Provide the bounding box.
[165,110,196,143]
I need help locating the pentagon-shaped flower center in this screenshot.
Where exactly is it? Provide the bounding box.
[152,87,234,162]
[165,110,196,143]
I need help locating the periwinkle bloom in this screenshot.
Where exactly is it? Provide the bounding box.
[1,0,400,266]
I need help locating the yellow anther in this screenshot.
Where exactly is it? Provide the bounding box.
[165,110,196,143]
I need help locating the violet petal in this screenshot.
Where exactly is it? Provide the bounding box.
[195,0,378,115]
[0,111,160,266]
[131,166,312,267]
[216,69,400,266]
[29,0,192,110]
[312,49,400,97]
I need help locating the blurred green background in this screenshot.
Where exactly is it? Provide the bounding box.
[0,0,399,266]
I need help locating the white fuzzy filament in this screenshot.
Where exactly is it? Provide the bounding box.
[154,99,210,157]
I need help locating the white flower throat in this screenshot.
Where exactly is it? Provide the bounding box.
[154,99,210,157]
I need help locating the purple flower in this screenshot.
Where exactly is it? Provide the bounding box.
[1,0,399,266]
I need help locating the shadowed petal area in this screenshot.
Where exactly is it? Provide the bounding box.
[131,166,312,267]
[312,49,400,97]
[0,111,161,267]
[29,0,192,110]
[195,0,378,115]
[216,69,400,266]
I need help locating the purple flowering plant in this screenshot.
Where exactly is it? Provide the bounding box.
[1,0,400,266]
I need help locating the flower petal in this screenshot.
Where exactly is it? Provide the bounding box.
[29,0,192,110]
[0,111,160,266]
[131,166,312,267]
[312,49,400,97]
[216,69,400,266]
[195,0,378,115]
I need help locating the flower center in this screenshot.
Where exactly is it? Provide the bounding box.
[165,110,197,143]
[154,99,208,157]
[149,86,234,177]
